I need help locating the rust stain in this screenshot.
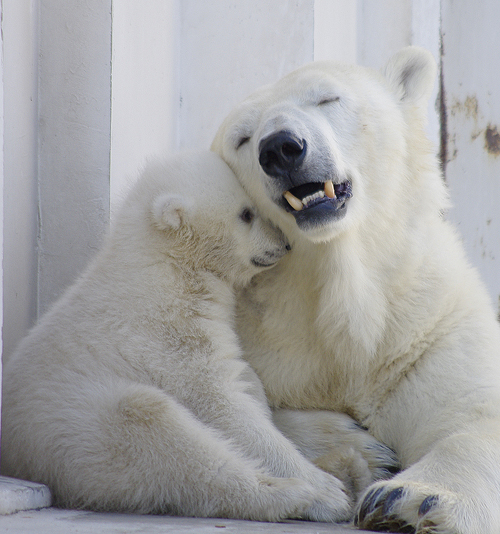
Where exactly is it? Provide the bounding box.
[450,94,479,120]
[485,125,500,156]
[438,37,448,175]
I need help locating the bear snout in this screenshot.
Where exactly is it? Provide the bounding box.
[258,130,307,180]
[250,221,291,269]
[251,245,289,268]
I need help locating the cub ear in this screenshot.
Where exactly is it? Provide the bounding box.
[383,46,436,105]
[151,193,194,230]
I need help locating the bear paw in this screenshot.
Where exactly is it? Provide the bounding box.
[313,429,400,501]
[273,409,401,497]
[355,481,470,534]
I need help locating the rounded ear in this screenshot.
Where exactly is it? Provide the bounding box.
[152,193,194,230]
[383,46,437,105]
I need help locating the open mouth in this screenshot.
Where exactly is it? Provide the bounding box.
[282,180,352,212]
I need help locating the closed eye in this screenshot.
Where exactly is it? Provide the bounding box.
[318,96,340,106]
[236,136,251,149]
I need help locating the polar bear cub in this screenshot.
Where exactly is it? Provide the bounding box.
[1,151,359,521]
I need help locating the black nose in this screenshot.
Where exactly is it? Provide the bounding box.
[258,131,307,178]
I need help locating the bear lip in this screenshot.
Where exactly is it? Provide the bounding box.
[282,180,352,213]
[251,258,279,268]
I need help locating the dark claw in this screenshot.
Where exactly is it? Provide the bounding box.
[353,421,370,432]
[418,495,439,516]
[392,522,415,533]
[385,456,402,475]
[367,443,402,476]
[355,486,386,524]
[382,487,405,516]
[356,486,416,533]
[382,459,401,477]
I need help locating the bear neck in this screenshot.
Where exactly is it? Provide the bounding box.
[96,230,238,327]
[296,232,389,360]
[286,196,456,374]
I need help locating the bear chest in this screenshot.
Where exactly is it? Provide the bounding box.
[235,277,356,411]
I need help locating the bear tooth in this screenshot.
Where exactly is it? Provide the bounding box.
[324,180,336,199]
[284,191,303,211]
[302,191,324,207]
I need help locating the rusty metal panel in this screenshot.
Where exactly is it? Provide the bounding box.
[441,0,500,317]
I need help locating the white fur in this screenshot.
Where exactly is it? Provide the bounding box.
[2,151,365,521]
[212,47,500,533]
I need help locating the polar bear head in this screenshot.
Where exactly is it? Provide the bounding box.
[115,151,290,286]
[212,47,444,244]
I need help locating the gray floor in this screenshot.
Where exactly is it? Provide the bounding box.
[0,476,372,533]
[1,508,371,534]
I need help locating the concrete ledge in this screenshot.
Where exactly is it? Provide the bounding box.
[1,507,368,533]
[0,475,52,515]
[0,477,370,533]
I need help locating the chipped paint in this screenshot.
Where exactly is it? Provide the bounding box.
[485,125,500,156]
[438,36,448,175]
[449,95,484,143]
[441,0,500,326]
[450,94,479,120]
[447,96,500,157]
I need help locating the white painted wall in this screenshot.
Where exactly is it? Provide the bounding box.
[314,0,357,63]
[356,0,441,147]
[0,0,4,428]
[1,0,318,361]
[37,0,112,317]
[357,0,412,68]
[410,0,441,148]
[109,0,180,215]
[442,0,500,317]
[178,0,315,151]
[2,0,500,366]
[2,0,39,359]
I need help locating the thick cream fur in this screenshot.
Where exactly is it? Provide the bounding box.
[212,47,500,533]
[1,151,361,521]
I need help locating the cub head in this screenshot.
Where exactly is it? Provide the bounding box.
[136,151,290,285]
[212,47,440,244]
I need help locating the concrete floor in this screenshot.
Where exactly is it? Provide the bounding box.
[0,476,371,534]
[1,508,370,534]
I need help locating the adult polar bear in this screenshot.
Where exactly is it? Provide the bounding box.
[212,47,500,533]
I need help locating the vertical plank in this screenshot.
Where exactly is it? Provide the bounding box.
[357,0,412,68]
[0,0,4,429]
[37,0,112,316]
[411,0,441,149]
[356,0,441,146]
[2,0,39,359]
[314,0,357,63]
[109,0,180,216]
[178,0,314,150]
[441,0,500,315]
